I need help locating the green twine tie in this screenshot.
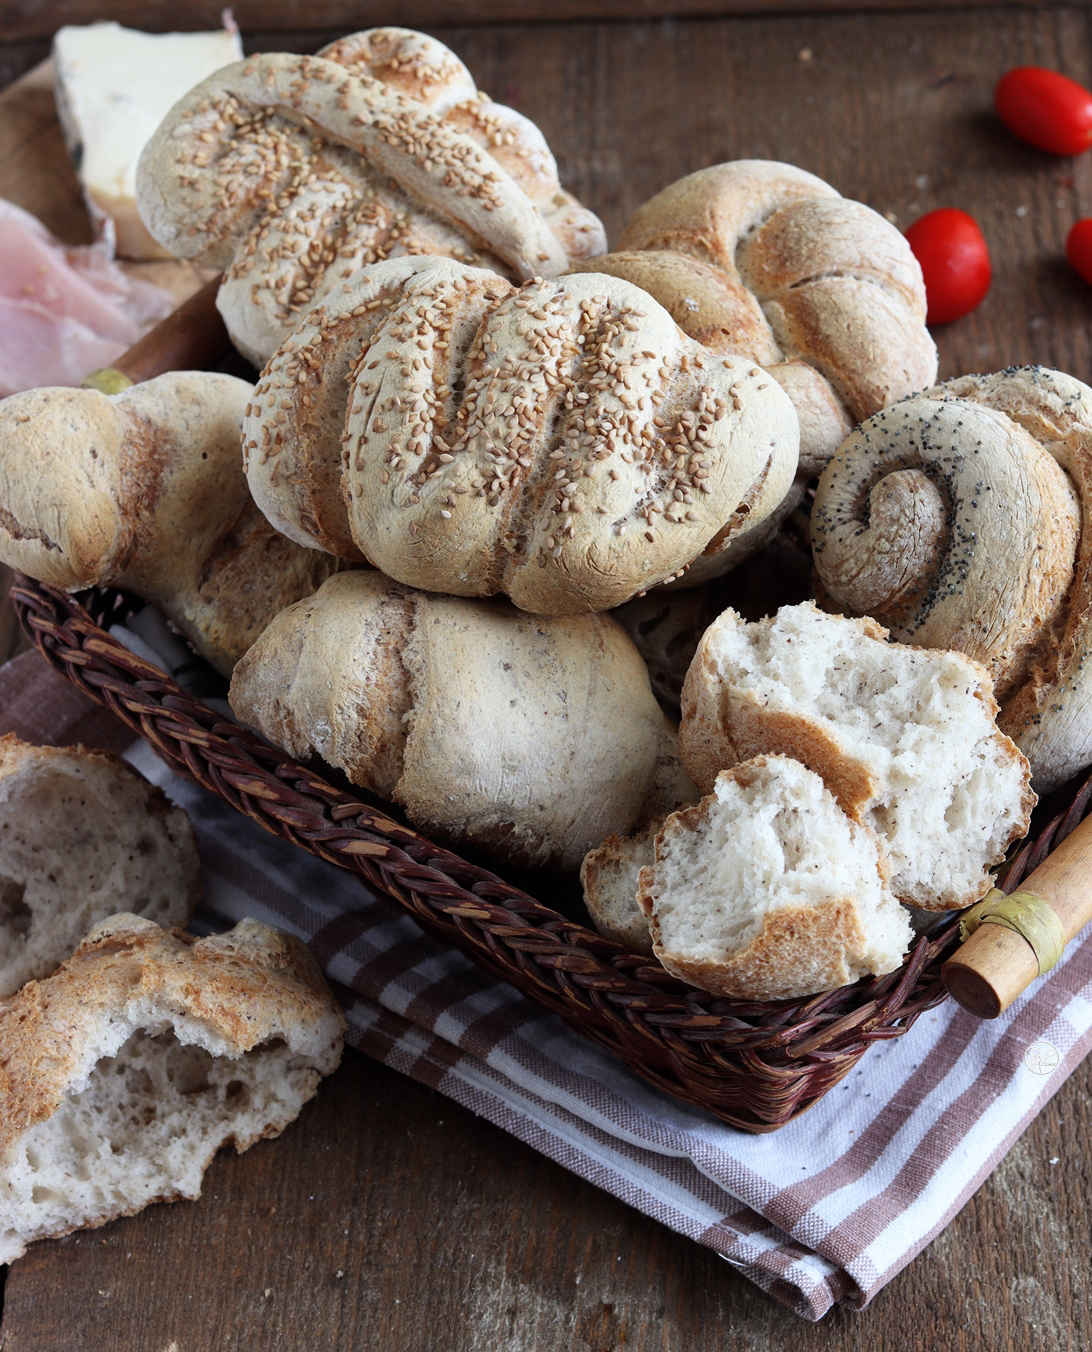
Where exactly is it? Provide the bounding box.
[959,887,1065,976]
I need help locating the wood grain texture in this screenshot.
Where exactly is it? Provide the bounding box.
[2,8,1092,1348]
[2,0,1081,42]
[2,1047,1088,1351]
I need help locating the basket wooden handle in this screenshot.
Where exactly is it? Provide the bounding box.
[82,275,229,391]
[943,812,1092,1018]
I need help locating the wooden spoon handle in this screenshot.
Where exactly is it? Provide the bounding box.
[943,812,1092,1018]
[83,276,230,391]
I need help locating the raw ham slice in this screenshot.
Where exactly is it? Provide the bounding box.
[0,198,172,397]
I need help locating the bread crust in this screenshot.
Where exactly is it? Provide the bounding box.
[229,570,666,871]
[0,373,336,674]
[678,604,1036,910]
[136,28,605,364]
[651,895,868,1001]
[813,366,1092,793]
[0,914,344,1262]
[244,257,801,613]
[570,160,937,475]
[635,755,906,1001]
[0,735,201,998]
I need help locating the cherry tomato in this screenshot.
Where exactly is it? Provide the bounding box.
[995,66,1092,156]
[904,209,992,325]
[1066,218,1092,283]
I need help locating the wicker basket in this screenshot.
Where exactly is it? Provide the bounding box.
[13,573,1090,1133]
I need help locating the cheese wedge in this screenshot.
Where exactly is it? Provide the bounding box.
[53,22,243,259]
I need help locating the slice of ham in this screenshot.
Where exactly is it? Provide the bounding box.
[0,198,173,397]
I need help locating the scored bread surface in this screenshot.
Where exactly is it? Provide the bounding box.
[812,366,1092,793]
[136,27,606,363]
[244,257,800,613]
[0,372,335,675]
[571,160,937,474]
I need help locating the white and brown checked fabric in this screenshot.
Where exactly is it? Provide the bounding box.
[2,645,1090,1321]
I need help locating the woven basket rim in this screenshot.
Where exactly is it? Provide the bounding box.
[15,573,1089,1130]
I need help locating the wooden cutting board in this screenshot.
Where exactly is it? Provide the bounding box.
[0,58,209,300]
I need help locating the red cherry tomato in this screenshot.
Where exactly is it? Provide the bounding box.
[904,209,992,325]
[1066,218,1092,283]
[995,66,1092,156]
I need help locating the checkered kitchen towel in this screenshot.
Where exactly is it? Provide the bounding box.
[3,645,1090,1321]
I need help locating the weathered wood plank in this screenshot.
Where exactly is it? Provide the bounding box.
[0,0,1079,43]
[2,1048,1087,1350]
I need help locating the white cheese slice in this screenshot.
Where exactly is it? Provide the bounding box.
[53,22,243,260]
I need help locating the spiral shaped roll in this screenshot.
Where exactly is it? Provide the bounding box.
[568,161,937,476]
[812,367,1092,791]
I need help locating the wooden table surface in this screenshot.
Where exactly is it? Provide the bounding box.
[2,8,1092,1349]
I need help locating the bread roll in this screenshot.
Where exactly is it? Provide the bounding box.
[679,602,1035,910]
[0,735,200,999]
[570,160,937,476]
[636,755,912,1001]
[244,257,800,613]
[0,372,336,674]
[812,366,1092,792]
[229,570,667,871]
[136,28,606,364]
[0,914,344,1265]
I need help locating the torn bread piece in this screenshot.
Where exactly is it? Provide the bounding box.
[680,602,1035,911]
[637,755,913,1001]
[580,714,699,955]
[0,735,200,1000]
[0,914,345,1265]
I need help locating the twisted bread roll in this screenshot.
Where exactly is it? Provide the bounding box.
[570,161,937,475]
[244,257,799,613]
[228,570,666,872]
[136,28,606,365]
[0,373,335,674]
[812,367,1092,791]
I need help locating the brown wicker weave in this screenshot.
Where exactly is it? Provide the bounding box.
[13,574,1091,1133]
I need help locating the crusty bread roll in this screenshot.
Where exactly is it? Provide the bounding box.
[136,27,606,365]
[570,160,937,476]
[679,602,1035,911]
[636,755,913,1001]
[243,256,800,613]
[0,914,344,1265]
[228,570,667,871]
[0,372,336,674]
[0,735,200,1000]
[812,367,1092,792]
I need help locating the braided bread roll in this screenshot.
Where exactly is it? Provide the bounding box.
[243,256,800,613]
[811,366,1092,792]
[570,161,937,475]
[0,373,335,674]
[136,28,606,366]
[228,570,666,872]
